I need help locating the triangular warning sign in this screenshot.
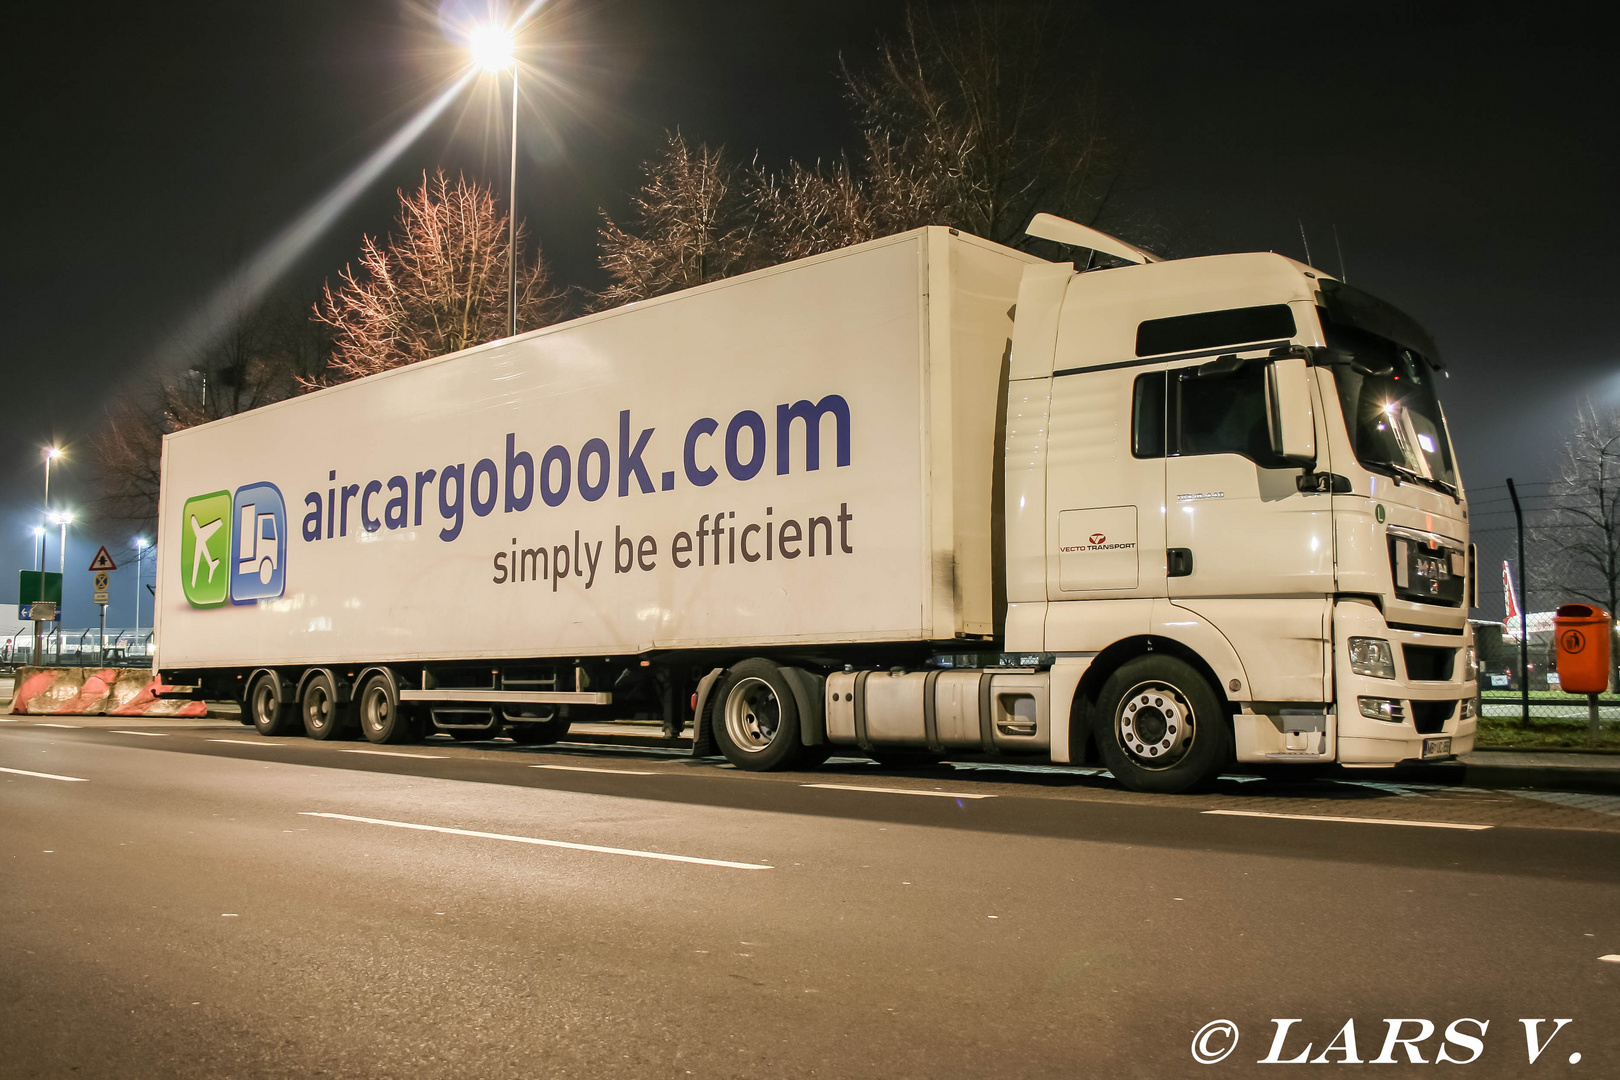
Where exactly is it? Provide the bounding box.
[88,545,118,572]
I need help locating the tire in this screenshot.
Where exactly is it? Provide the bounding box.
[247,672,297,737]
[357,672,413,744]
[1093,655,1231,794]
[711,659,808,771]
[300,670,352,741]
[504,717,572,745]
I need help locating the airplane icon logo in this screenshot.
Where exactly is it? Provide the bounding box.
[189,514,223,586]
[180,490,232,607]
[181,484,288,609]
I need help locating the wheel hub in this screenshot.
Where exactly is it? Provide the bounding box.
[1117,681,1194,767]
[723,677,780,753]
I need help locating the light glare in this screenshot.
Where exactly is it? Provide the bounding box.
[471,24,515,70]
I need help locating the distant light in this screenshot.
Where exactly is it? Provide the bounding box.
[44,446,62,461]
[52,512,73,525]
[135,537,148,549]
[470,24,515,71]
[33,526,45,538]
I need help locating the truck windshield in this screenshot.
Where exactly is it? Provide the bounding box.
[1322,320,1456,494]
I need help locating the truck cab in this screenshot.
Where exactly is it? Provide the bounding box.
[998,227,1474,790]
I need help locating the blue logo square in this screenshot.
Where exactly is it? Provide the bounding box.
[229,482,287,604]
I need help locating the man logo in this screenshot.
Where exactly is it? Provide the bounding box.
[180,483,287,609]
[1089,533,1107,546]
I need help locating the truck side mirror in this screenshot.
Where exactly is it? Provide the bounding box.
[1265,357,1316,465]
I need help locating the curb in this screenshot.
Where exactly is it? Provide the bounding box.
[1392,760,1620,796]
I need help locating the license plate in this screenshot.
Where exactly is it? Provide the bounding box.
[1422,737,1452,758]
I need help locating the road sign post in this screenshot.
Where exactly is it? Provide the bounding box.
[86,549,118,668]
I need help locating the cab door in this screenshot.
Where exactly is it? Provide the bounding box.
[1159,358,1333,598]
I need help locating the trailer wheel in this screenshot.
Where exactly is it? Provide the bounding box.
[1094,655,1230,794]
[247,673,297,737]
[357,673,412,744]
[712,659,807,771]
[301,671,351,741]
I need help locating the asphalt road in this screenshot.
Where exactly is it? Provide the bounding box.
[4,717,1618,1078]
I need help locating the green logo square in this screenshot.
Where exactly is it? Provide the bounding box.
[180,490,232,608]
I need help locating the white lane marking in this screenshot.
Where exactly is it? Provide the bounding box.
[1600,954,1620,963]
[340,748,444,760]
[0,765,89,783]
[34,723,81,728]
[207,739,282,746]
[0,718,23,722]
[531,764,656,775]
[1202,809,1491,831]
[299,811,772,870]
[801,783,996,800]
[112,730,170,737]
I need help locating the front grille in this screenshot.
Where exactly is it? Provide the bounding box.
[1403,645,1457,681]
[1410,700,1456,735]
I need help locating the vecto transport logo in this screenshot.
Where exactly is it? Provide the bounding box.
[180,483,287,608]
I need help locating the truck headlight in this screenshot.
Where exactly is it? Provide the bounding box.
[1349,637,1396,679]
[1359,696,1405,722]
[1464,645,1478,681]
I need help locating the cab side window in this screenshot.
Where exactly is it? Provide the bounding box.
[1175,365,1287,468]
[1130,366,1288,468]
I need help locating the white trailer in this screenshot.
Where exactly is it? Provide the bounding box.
[156,219,1478,791]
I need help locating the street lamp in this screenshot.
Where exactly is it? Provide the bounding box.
[470,22,519,339]
[53,511,72,664]
[134,538,149,660]
[40,446,61,571]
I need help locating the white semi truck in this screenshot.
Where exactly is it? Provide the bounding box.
[154,217,1477,792]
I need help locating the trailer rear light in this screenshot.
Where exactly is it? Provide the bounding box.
[1358,696,1405,723]
[690,693,698,710]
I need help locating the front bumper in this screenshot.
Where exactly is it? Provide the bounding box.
[1334,598,1476,765]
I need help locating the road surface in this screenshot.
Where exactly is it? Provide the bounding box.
[4,716,1617,1077]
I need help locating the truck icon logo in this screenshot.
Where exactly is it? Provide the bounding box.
[179,483,287,608]
[228,482,287,604]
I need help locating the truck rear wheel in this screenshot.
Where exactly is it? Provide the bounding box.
[712,659,807,771]
[301,671,351,741]
[1094,655,1230,794]
[357,673,413,744]
[248,673,297,737]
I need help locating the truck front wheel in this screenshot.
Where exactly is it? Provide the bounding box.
[712,659,807,771]
[1094,655,1230,794]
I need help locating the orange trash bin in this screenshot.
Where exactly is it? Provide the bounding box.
[1554,604,1612,695]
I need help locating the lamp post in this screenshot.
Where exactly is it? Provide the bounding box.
[134,538,148,662]
[39,446,60,571]
[471,23,518,338]
[31,526,45,662]
[53,511,72,664]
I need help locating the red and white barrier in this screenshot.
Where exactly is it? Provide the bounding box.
[8,667,208,717]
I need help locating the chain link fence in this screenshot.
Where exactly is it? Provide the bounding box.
[1470,479,1618,747]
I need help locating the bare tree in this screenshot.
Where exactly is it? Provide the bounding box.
[841,1,1125,249]
[599,3,1136,302]
[312,171,564,383]
[1537,400,1620,685]
[596,133,762,306]
[92,302,318,526]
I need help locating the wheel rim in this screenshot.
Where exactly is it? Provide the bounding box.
[305,685,331,732]
[723,677,780,753]
[253,683,277,728]
[1115,679,1196,770]
[361,685,389,736]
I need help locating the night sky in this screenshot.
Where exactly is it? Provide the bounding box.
[3,0,1613,629]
